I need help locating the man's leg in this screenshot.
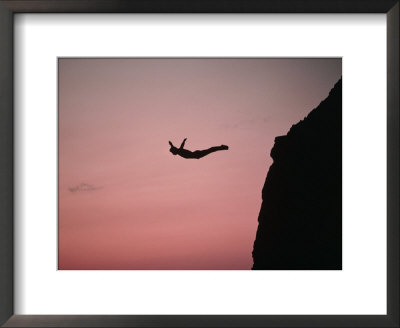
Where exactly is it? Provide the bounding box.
[192,146,228,159]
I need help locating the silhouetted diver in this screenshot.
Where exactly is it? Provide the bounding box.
[169,138,229,159]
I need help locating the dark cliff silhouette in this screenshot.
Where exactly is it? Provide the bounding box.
[169,138,229,159]
[252,78,342,270]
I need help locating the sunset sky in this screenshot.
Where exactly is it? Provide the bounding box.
[58,58,341,270]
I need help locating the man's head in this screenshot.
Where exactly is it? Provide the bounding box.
[169,141,178,155]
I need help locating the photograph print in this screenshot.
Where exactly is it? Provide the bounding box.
[58,58,342,270]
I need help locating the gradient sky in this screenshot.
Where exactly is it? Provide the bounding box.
[58,58,341,270]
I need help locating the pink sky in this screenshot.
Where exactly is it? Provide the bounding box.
[58,58,341,270]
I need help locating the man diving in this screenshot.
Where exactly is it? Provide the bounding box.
[169,138,229,159]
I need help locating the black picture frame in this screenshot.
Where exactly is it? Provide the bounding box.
[0,1,398,327]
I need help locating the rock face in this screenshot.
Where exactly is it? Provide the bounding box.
[252,79,342,270]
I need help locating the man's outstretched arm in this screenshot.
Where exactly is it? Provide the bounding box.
[180,138,187,149]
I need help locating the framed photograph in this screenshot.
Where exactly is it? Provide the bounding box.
[57,57,342,272]
[0,1,398,327]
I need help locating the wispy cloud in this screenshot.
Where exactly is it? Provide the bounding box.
[219,116,271,130]
[68,183,102,193]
